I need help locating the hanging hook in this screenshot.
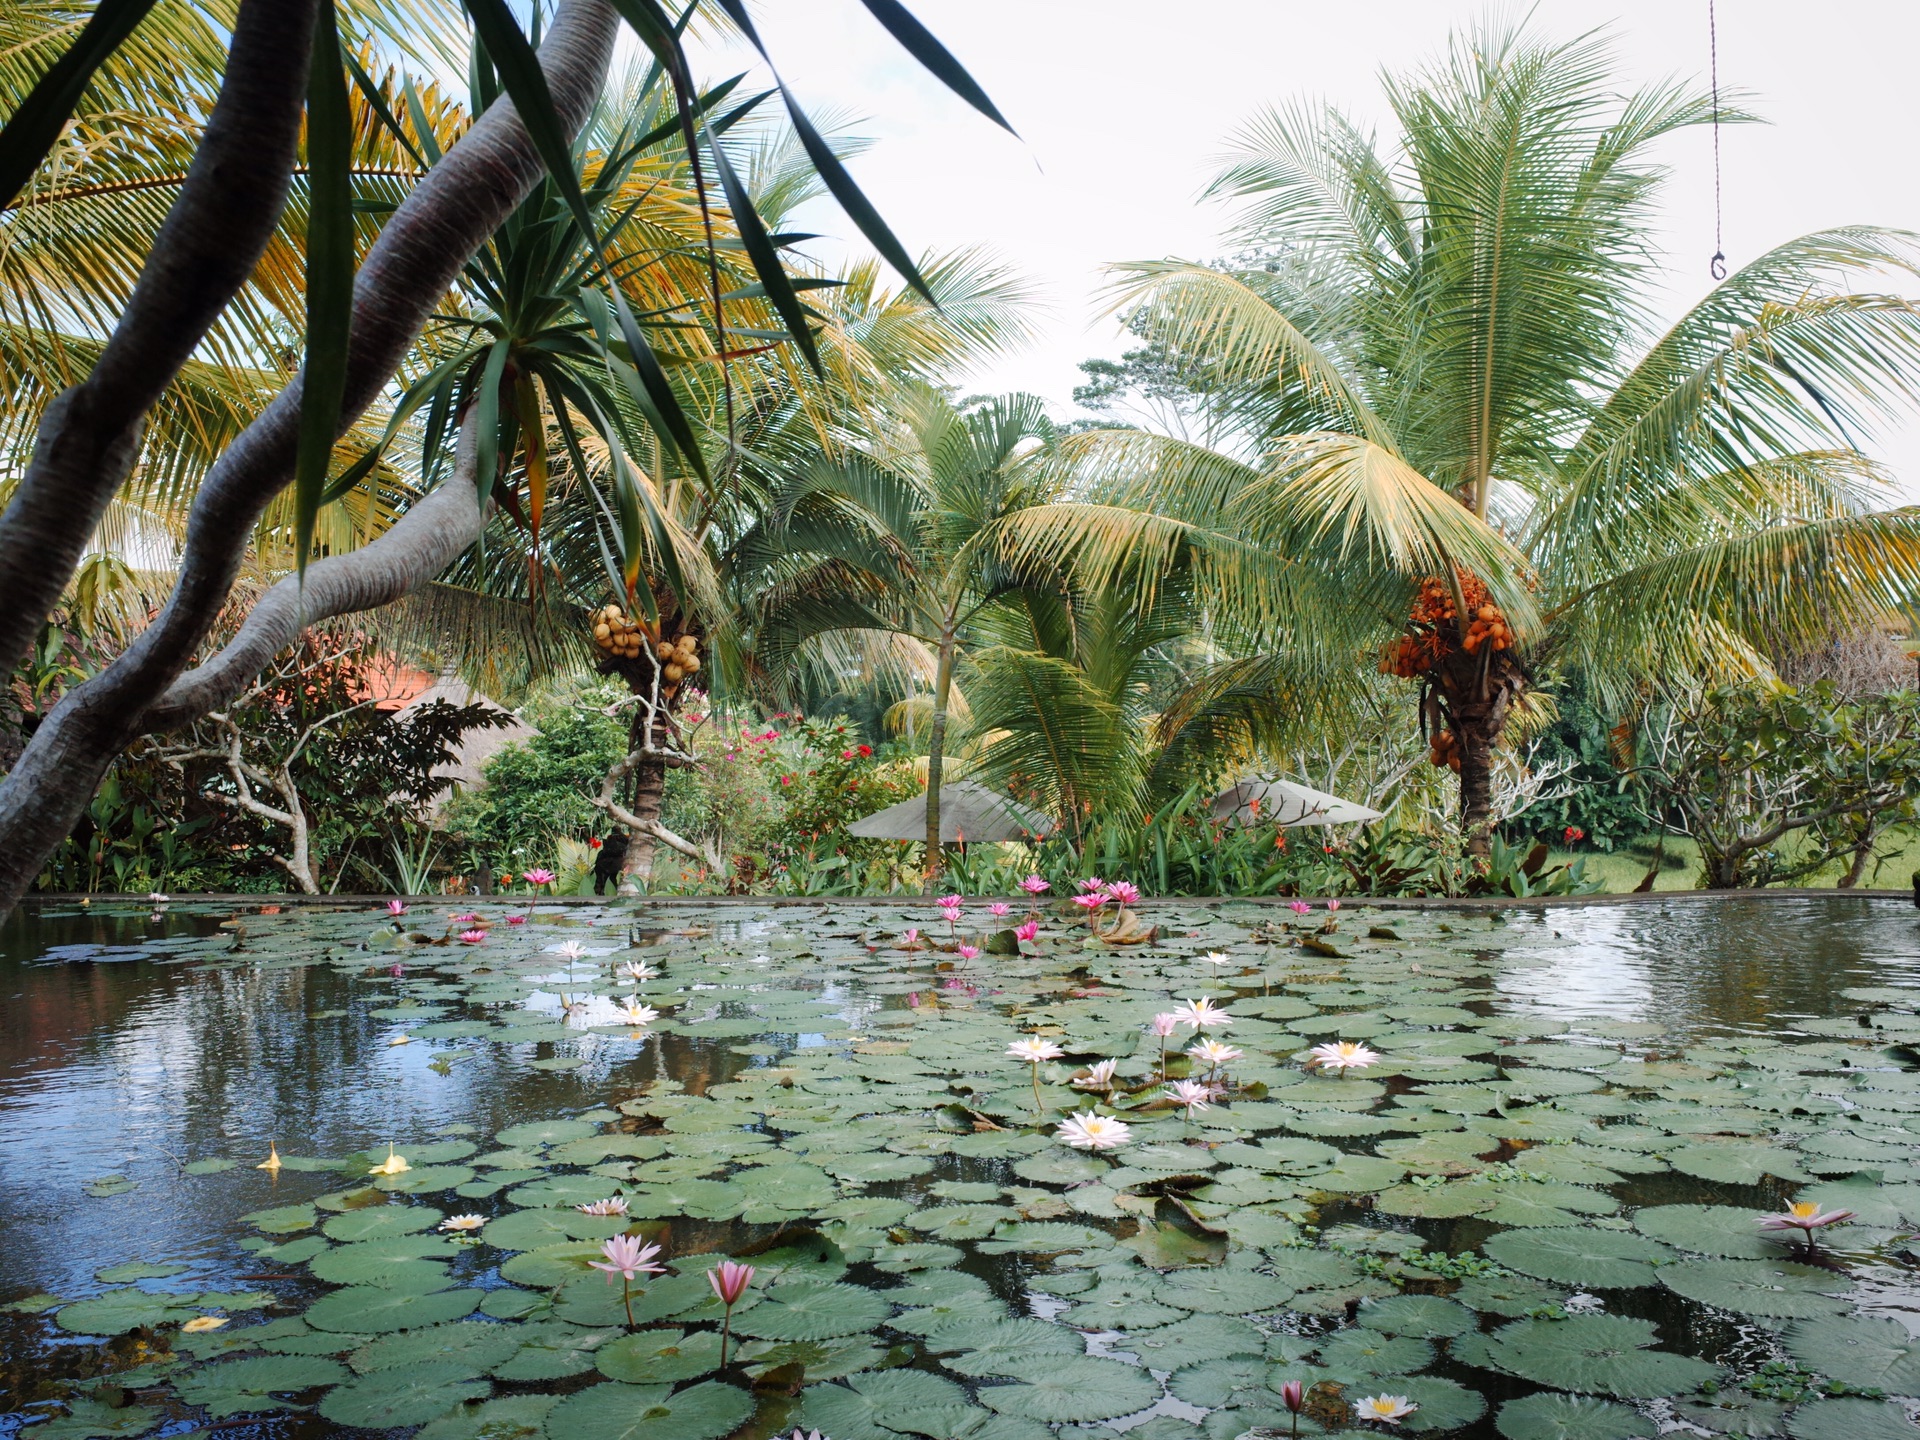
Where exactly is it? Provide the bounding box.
[1707,0,1727,281]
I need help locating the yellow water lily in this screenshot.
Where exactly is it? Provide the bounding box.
[256,1142,282,1172]
[181,1315,228,1333]
[368,1144,411,1177]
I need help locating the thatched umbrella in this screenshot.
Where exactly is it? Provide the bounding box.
[1210,777,1385,828]
[849,781,1055,843]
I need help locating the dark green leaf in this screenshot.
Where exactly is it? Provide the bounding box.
[855,0,1015,132]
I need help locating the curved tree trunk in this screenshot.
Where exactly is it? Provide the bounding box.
[0,0,619,916]
[1455,709,1498,858]
[620,758,670,891]
[923,626,957,891]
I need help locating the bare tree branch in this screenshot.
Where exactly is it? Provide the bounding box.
[0,0,322,674]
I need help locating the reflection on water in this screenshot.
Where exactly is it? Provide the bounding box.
[2,894,1917,1424]
[1493,895,1920,1036]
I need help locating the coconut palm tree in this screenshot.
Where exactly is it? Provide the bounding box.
[1012,18,1920,854]
[736,388,1063,883]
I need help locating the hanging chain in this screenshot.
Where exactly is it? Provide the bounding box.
[1708,0,1727,280]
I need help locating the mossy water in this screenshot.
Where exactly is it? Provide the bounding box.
[3,895,1920,1439]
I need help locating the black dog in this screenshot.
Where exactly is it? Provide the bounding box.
[593,831,631,895]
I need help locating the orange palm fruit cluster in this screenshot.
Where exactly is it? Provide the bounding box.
[591,603,648,659]
[1429,728,1462,771]
[1462,602,1513,654]
[1379,632,1442,678]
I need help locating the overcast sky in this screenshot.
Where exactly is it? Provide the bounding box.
[688,1,1920,493]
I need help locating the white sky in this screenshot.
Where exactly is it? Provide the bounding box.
[690,0,1920,494]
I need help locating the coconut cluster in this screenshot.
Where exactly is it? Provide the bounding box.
[1379,571,1514,680]
[590,605,703,682]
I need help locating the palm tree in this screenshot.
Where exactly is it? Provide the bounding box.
[1018,18,1920,854]
[738,388,1061,883]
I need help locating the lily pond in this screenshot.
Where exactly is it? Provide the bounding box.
[5,897,1920,1440]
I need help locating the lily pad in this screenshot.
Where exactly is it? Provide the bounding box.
[1482,1227,1674,1289]
[1658,1258,1851,1318]
[796,1371,970,1440]
[415,1393,561,1440]
[979,1355,1161,1423]
[596,1327,727,1383]
[174,1355,350,1418]
[348,1322,523,1374]
[1785,1314,1920,1393]
[1495,1393,1656,1440]
[1785,1399,1920,1440]
[1632,1204,1777,1258]
[731,1281,892,1341]
[304,1285,482,1333]
[1472,1314,1721,1398]
[317,1361,490,1427]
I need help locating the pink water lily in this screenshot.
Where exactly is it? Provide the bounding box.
[1078,876,1107,893]
[957,944,980,962]
[1149,1011,1180,1078]
[1326,900,1341,911]
[1019,875,1050,895]
[458,929,487,945]
[576,1197,629,1217]
[524,868,556,888]
[709,1259,756,1366]
[1758,1201,1856,1251]
[590,1235,665,1329]
[1014,921,1039,943]
[1166,1078,1213,1119]
[1289,901,1311,915]
[989,902,1011,917]
[505,914,526,925]
[386,900,407,916]
[1072,892,1109,911]
[901,927,922,949]
[1105,880,1141,906]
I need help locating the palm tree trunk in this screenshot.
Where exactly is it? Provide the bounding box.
[923,626,957,891]
[620,758,669,892]
[1457,712,1497,859]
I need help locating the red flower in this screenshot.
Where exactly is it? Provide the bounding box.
[1563,825,1585,843]
[841,749,855,760]
[858,743,872,757]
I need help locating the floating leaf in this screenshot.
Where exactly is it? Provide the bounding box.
[1474,1314,1721,1397]
[1359,1294,1476,1339]
[541,1379,753,1440]
[1784,1314,1920,1392]
[175,1354,350,1418]
[978,1355,1161,1422]
[796,1370,969,1440]
[596,1327,727,1383]
[1495,1392,1656,1440]
[1482,1228,1674,1289]
[304,1285,481,1333]
[416,1393,560,1440]
[732,1281,891,1341]
[349,1322,522,1375]
[1785,1399,1920,1440]
[1658,1258,1851,1318]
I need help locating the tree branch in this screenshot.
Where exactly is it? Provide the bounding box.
[143,414,486,732]
[0,0,620,914]
[0,0,322,675]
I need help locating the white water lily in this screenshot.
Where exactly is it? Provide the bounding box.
[549,940,589,962]
[1057,1111,1133,1151]
[1075,1058,1120,1091]
[439,1214,486,1232]
[1202,951,1234,972]
[1173,996,1233,1031]
[620,998,660,1026]
[620,960,657,982]
[1187,1037,1242,1071]
[1006,1036,1066,1063]
[1356,1394,1417,1425]
[1307,1040,1381,1075]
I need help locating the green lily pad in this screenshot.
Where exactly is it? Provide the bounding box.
[1155,1267,1294,1315]
[979,1355,1161,1423]
[497,1241,607,1288]
[596,1327,727,1383]
[55,1289,194,1335]
[1495,1393,1656,1440]
[1123,1314,1264,1370]
[174,1354,349,1418]
[24,1398,162,1439]
[1658,1258,1851,1318]
[1785,1399,1920,1440]
[491,1321,619,1380]
[1667,1142,1812,1185]
[1316,1327,1434,1376]
[1785,1314,1920,1392]
[1471,1314,1721,1397]
[317,1361,491,1427]
[320,1205,442,1242]
[1358,1295,1475,1339]
[348,1322,523,1374]
[795,1371,969,1440]
[923,1316,1085,1376]
[415,1393,561,1440]
[494,1119,599,1148]
[304,1285,482,1333]
[94,1262,188,1283]
[1632,1204,1777,1258]
[732,1281,891,1341]
[1482,1227,1674,1289]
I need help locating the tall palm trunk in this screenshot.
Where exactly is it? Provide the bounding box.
[620,756,668,891]
[923,622,957,891]
[1455,710,1498,858]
